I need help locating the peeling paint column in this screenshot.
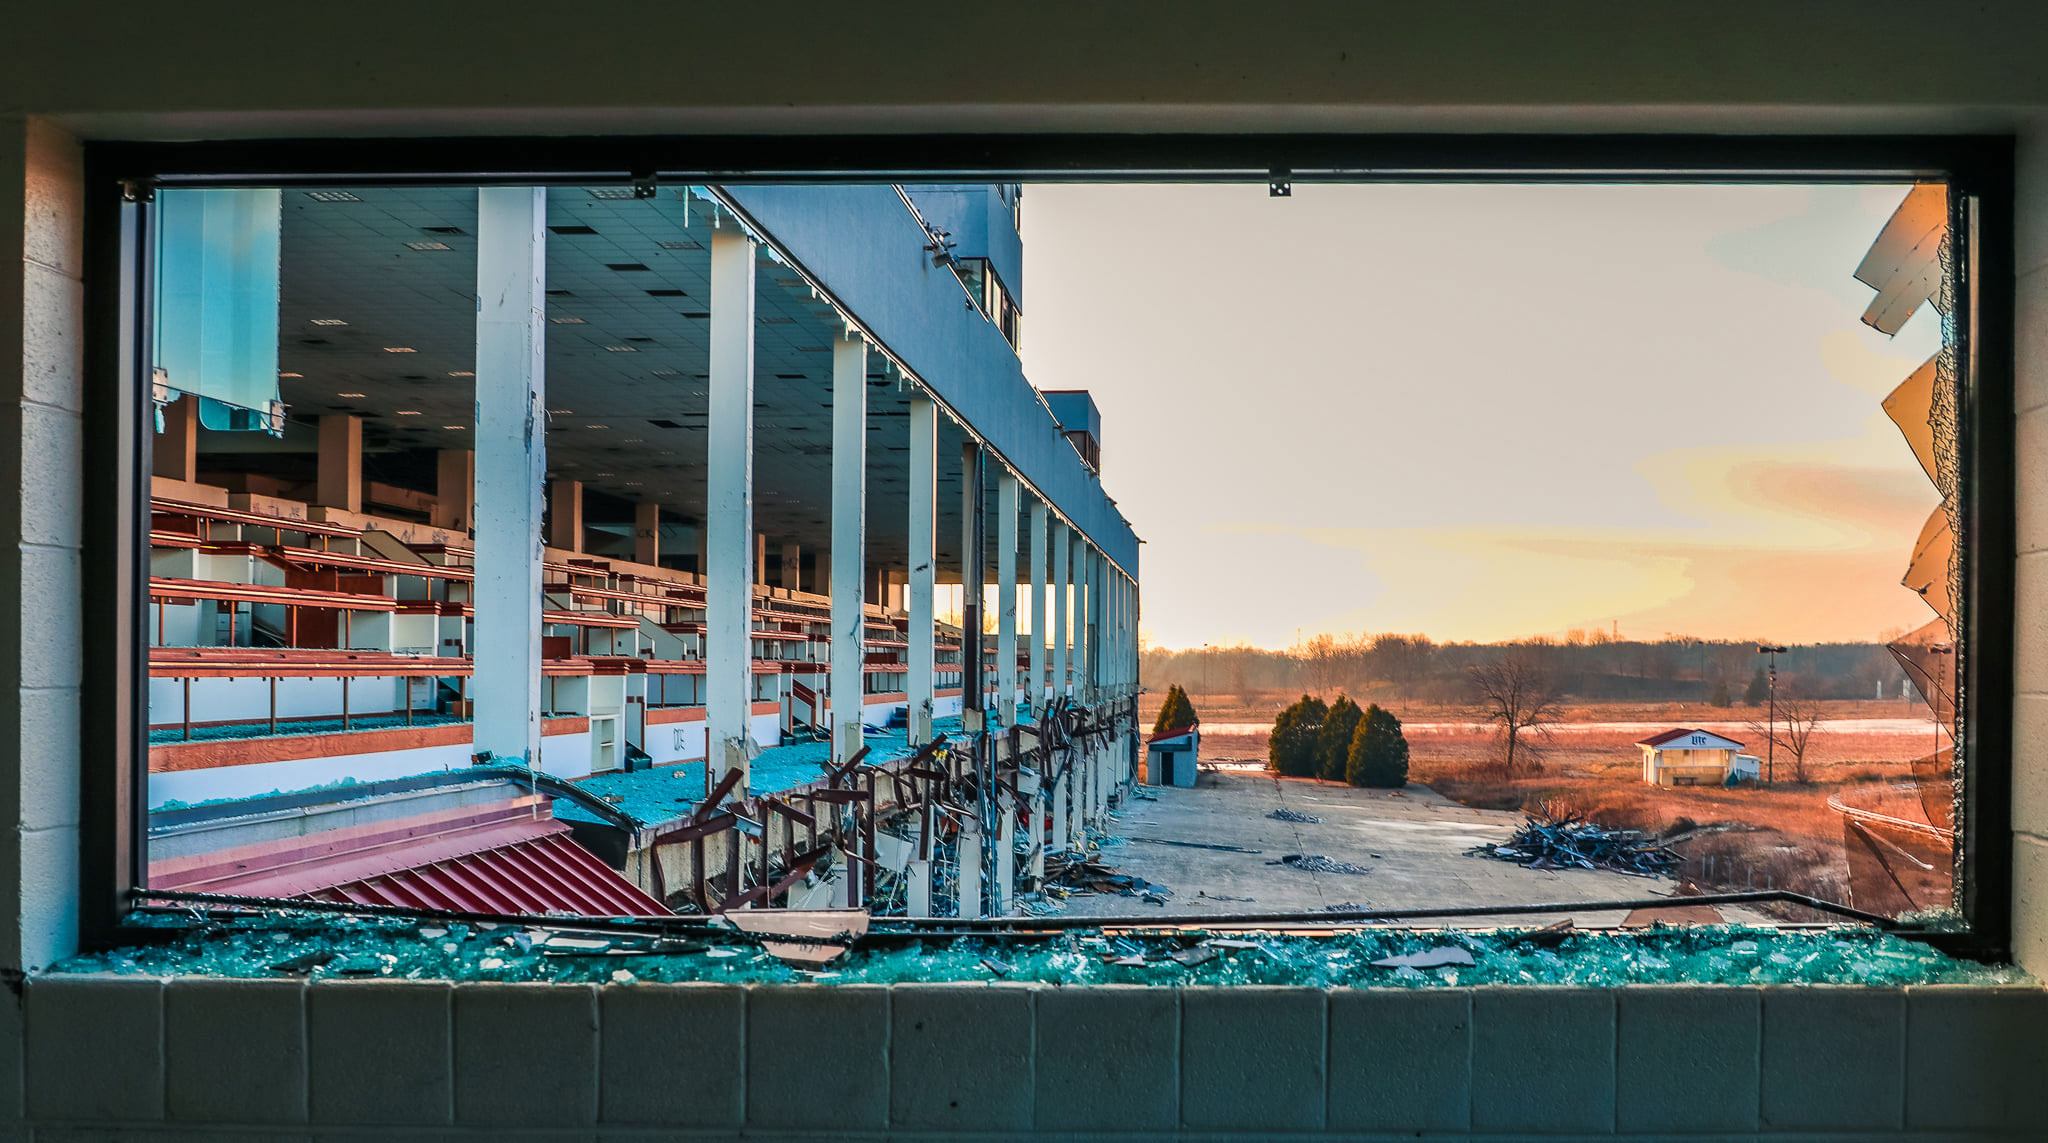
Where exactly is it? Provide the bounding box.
[907,394,938,745]
[829,334,867,766]
[1026,497,1048,714]
[706,227,757,788]
[471,187,547,769]
[1051,522,1069,702]
[996,470,1020,726]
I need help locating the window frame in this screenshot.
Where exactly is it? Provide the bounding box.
[77,133,2018,960]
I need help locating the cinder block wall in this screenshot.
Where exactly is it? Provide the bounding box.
[2,976,2041,1140]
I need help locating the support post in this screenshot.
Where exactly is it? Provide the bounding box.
[1026,498,1047,717]
[780,543,801,592]
[548,479,583,552]
[830,335,867,766]
[471,187,546,769]
[1051,523,1070,702]
[996,471,1019,725]
[907,395,937,745]
[433,449,474,532]
[154,394,199,481]
[960,442,986,730]
[634,501,660,567]
[706,227,757,788]
[316,413,362,513]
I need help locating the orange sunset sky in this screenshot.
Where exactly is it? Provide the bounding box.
[1020,183,1943,650]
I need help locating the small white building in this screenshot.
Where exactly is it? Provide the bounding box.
[1636,728,1759,786]
[1146,726,1200,788]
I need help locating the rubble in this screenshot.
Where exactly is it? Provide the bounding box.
[1475,814,1683,878]
[1269,853,1372,875]
[1267,808,1324,824]
[1042,850,1173,902]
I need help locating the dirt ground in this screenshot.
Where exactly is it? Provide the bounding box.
[1139,689,1955,917]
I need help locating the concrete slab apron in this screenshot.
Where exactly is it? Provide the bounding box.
[1091,769,1682,923]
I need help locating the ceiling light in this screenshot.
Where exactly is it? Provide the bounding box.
[278,371,303,378]
[656,240,702,251]
[550,317,586,324]
[383,347,416,353]
[621,438,644,443]
[309,318,348,326]
[337,392,366,398]
[442,424,465,430]
[447,370,474,378]
[645,288,686,297]
[396,410,422,416]
[549,408,573,415]
[604,345,638,352]
[405,241,451,251]
[586,188,639,200]
[549,224,598,236]
[420,226,465,236]
[304,190,361,202]
[583,424,609,430]
[594,472,615,477]
[649,369,680,377]
[606,263,652,272]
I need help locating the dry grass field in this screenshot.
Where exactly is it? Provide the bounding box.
[1139,689,1954,917]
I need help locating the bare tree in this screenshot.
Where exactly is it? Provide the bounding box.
[1298,633,1346,696]
[1746,697,1827,783]
[1468,653,1562,777]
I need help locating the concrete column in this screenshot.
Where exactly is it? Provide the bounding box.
[432,449,474,532]
[548,478,582,552]
[471,186,546,769]
[812,549,830,601]
[755,532,767,586]
[633,501,660,566]
[316,413,361,512]
[907,395,938,745]
[1051,523,1070,700]
[906,859,932,917]
[1027,498,1047,715]
[960,442,986,728]
[780,542,801,592]
[1073,542,1091,708]
[1051,769,1069,853]
[996,470,1020,725]
[153,394,199,481]
[830,334,867,766]
[958,818,983,918]
[996,800,1015,914]
[706,227,757,787]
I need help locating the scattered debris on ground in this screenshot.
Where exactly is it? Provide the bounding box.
[1127,836,1260,853]
[1198,890,1256,903]
[1474,814,1683,877]
[1043,850,1174,902]
[1268,808,1325,824]
[1269,853,1373,875]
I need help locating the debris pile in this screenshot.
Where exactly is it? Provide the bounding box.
[1269,853,1372,875]
[1043,850,1173,904]
[1476,814,1682,877]
[1268,808,1324,824]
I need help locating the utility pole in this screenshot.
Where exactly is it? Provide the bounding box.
[1756,644,1787,783]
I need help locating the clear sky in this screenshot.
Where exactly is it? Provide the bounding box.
[1020,183,1944,651]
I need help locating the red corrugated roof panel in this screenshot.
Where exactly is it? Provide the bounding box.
[303,822,671,918]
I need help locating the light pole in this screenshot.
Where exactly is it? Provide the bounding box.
[1757,644,1787,783]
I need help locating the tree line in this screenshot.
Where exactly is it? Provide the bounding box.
[1142,633,1912,706]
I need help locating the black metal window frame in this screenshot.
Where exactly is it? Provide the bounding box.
[77,133,2017,960]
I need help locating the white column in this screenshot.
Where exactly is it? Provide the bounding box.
[1051,523,1070,701]
[780,542,801,592]
[1027,499,1047,716]
[1051,769,1069,854]
[958,818,983,918]
[548,479,582,551]
[996,800,1015,915]
[996,470,1020,725]
[1073,542,1092,708]
[472,187,546,769]
[316,413,362,513]
[830,334,867,765]
[706,228,757,788]
[907,395,938,744]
